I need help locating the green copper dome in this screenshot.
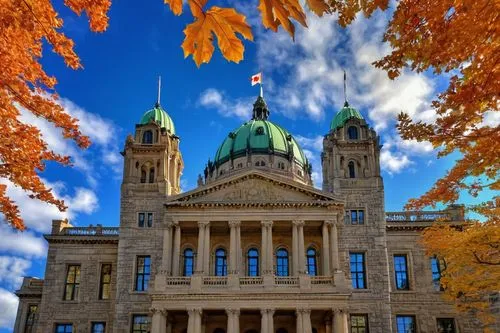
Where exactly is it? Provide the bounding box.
[330,101,363,130]
[140,103,175,134]
[213,97,308,169]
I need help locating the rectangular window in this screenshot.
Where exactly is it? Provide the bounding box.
[350,314,369,333]
[131,315,150,333]
[350,253,367,289]
[436,318,456,333]
[24,305,38,333]
[396,316,416,333]
[431,257,442,291]
[394,255,410,290]
[91,322,106,333]
[346,210,365,224]
[55,324,73,333]
[99,264,112,300]
[138,213,153,228]
[134,256,151,291]
[63,265,81,300]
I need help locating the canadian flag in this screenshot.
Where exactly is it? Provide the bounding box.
[250,72,262,86]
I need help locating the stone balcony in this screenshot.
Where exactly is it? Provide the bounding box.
[154,273,347,294]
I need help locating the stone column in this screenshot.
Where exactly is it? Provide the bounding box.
[333,309,348,333]
[302,308,312,333]
[267,309,275,333]
[260,309,268,333]
[292,221,299,275]
[322,221,331,275]
[162,221,173,275]
[297,220,306,274]
[226,308,240,333]
[325,318,332,333]
[188,308,202,333]
[172,222,181,276]
[229,221,240,274]
[295,309,303,333]
[151,309,165,333]
[236,222,242,274]
[265,221,274,274]
[196,222,206,273]
[328,219,339,271]
[261,222,268,275]
[203,222,211,275]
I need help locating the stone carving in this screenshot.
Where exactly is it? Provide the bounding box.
[223,180,284,201]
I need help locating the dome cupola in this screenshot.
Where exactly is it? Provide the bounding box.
[204,95,312,186]
[330,101,363,131]
[139,102,176,135]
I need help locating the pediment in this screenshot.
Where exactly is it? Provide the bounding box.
[166,170,343,208]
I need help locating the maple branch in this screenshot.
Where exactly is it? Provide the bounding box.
[472,251,500,266]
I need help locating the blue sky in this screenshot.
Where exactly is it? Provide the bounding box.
[1,1,497,331]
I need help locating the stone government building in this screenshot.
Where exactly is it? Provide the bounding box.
[14,92,475,333]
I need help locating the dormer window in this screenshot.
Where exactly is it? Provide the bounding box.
[348,126,358,140]
[255,126,264,135]
[142,130,153,144]
[277,162,285,170]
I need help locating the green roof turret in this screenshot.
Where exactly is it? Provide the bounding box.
[329,101,363,131]
[139,104,176,134]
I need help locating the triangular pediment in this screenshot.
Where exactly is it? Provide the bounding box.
[166,170,343,208]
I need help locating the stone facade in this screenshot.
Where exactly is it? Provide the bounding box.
[14,100,479,333]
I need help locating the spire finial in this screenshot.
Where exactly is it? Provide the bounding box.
[343,70,348,107]
[156,76,161,106]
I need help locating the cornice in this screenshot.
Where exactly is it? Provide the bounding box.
[44,235,119,245]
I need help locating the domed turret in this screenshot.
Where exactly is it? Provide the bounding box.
[140,103,176,135]
[330,101,364,131]
[204,96,312,185]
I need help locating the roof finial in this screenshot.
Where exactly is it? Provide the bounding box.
[343,70,349,107]
[156,76,161,107]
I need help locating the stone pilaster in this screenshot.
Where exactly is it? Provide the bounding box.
[172,222,181,276]
[322,221,331,275]
[161,220,173,275]
[203,222,211,275]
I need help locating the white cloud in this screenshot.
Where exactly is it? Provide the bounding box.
[380,148,413,174]
[295,135,324,188]
[0,256,31,289]
[18,97,122,182]
[0,225,46,258]
[481,110,500,128]
[0,178,98,233]
[198,89,253,120]
[0,288,18,330]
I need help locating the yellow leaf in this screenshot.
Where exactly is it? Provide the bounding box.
[164,0,183,15]
[182,6,253,66]
[305,0,330,17]
[258,0,307,38]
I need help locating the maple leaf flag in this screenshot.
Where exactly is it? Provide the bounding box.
[251,72,262,86]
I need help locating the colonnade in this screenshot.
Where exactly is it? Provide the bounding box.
[150,308,349,333]
[161,217,341,276]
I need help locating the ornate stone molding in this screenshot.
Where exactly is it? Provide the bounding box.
[292,220,305,227]
[261,220,273,228]
[228,220,241,228]
[197,220,210,228]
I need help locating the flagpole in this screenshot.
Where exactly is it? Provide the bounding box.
[260,71,263,98]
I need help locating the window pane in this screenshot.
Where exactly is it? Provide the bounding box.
[350,253,366,289]
[91,322,106,333]
[358,210,365,224]
[436,318,456,333]
[247,249,259,277]
[394,255,409,290]
[431,257,442,291]
[64,265,80,300]
[132,315,150,333]
[99,264,112,300]
[184,249,194,277]
[396,316,415,333]
[147,213,153,227]
[276,249,289,276]
[135,256,151,291]
[351,210,358,224]
[215,249,227,276]
[350,315,368,333]
[138,213,145,228]
[306,248,317,276]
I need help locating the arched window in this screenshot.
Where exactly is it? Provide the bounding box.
[255,160,266,167]
[276,248,289,276]
[183,249,194,277]
[306,248,318,276]
[142,130,153,144]
[348,161,356,178]
[140,169,147,183]
[277,162,285,170]
[148,168,155,183]
[247,248,259,276]
[215,248,227,276]
[348,126,358,140]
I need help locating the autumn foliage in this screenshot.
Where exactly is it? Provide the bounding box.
[0,0,111,230]
[421,201,500,328]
